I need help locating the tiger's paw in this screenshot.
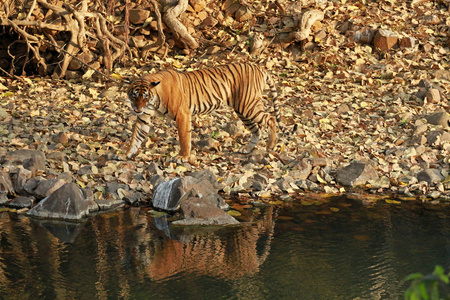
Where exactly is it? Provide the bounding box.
[176,155,198,166]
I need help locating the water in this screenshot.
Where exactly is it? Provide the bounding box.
[1,197,450,300]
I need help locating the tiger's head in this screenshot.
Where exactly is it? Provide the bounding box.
[127,79,160,114]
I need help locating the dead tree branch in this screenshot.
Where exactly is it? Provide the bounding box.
[163,0,199,49]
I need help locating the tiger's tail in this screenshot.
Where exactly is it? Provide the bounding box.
[266,73,281,126]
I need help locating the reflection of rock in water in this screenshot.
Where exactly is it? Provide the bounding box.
[32,219,85,243]
[0,206,277,299]
[140,206,277,281]
[152,215,231,244]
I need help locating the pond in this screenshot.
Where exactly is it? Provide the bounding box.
[1,196,450,299]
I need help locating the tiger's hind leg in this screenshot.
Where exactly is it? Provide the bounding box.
[237,113,261,154]
[236,104,277,154]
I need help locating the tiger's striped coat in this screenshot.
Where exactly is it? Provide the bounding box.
[126,63,280,160]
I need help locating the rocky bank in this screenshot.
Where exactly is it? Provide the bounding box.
[0,0,450,221]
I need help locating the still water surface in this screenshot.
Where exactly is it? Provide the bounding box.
[1,196,450,299]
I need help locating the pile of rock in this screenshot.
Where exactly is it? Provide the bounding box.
[0,150,236,224]
[0,149,136,220]
[152,170,238,225]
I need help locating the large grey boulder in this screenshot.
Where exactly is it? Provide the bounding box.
[28,183,90,220]
[336,161,379,187]
[152,175,227,211]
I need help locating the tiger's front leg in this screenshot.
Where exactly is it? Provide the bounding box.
[126,116,151,159]
[175,111,192,161]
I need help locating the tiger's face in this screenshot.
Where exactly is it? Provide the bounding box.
[127,80,160,114]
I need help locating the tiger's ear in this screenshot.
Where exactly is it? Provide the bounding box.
[151,81,160,87]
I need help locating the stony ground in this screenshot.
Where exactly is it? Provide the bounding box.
[1,0,450,206]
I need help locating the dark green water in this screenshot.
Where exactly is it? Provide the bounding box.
[1,197,450,299]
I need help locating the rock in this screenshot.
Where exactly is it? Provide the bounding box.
[295,179,321,191]
[129,9,150,25]
[373,29,398,51]
[353,28,376,44]
[425,111,449,128]
[57,172,73,183]
[28,183,90,220]
[0,107,10,119]
[12,167,32,195]
[310,157,328,167]
[52,132,69,144]
[413,123,428,136]
[82,187,99,212]
[368,176,391,189]
[105,182,129,198]
[0,192,8,205]
[251,181,264,191]
[235,5,252,22]
[77,165,93,176]
[34,178,66,200]
[276,176,297,193]
[424,14,441,25]
[196,137,218,151]
[426,89,441,103]
[399,37,416,49]
[201,16,218,28]
[253,173,269,185]
[223,121,244,136]
[148,162,163,176]
[95,198,125,210]
[190,0,206,12]
[426,130,450,146]
[152,178,184,211]
[47,151,65,162]
[9,196,33,208]
[336,161,379,186]
[68,52,94,70]
[23,177,43,195]
[152,176,226,211]
[419,78,433,89]
[122,191,143,205]
[0,170,14,195]
[190,169,220,188]
[150,174,165,187]
[172,197,239,226]
[423,43,433,53]
[416,169,444,185]
[435,70,450,81]
[429,190,441,199]
[290,159,312,180]
[5,150,46,175]
[337,103,350,114]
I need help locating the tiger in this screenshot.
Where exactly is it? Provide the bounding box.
[126,63,281,161]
